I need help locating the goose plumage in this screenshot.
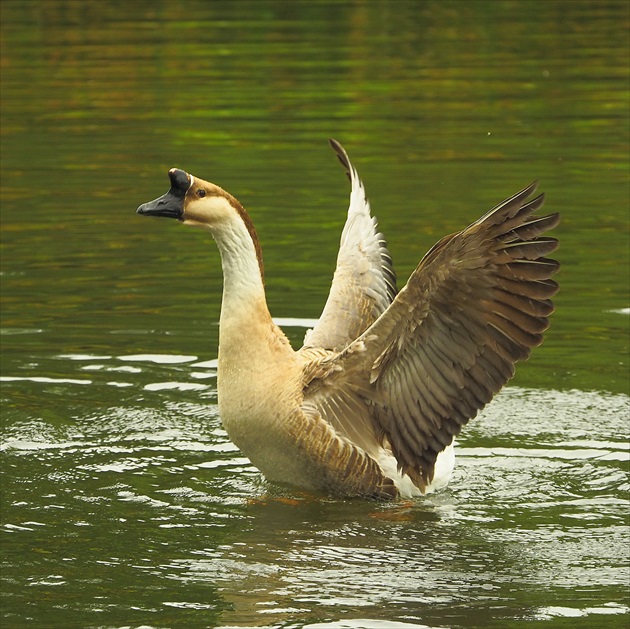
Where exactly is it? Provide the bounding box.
[137,139,560,500]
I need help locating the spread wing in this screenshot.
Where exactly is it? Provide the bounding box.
[302,139,397,352]
[304,181,560,490]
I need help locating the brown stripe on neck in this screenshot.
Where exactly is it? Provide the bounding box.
[221,190,265,283]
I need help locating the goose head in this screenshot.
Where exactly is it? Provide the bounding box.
[137,168,264,280]
[137,168,246,230]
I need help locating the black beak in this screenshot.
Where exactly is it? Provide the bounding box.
[137,168,190,219]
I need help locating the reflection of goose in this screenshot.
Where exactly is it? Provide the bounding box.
[137,140,559,500]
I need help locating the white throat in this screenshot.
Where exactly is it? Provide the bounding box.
[209,212,266,324]
[212,218,265,308]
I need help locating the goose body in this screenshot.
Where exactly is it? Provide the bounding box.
[137,140,559,500]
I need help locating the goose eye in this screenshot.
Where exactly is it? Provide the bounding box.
[197,189,206,198]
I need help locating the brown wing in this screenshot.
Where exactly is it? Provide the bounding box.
[309,181,560,491]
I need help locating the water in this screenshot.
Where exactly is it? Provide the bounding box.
[1,1,629,628]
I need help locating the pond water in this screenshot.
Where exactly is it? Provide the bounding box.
[1,1,628,628]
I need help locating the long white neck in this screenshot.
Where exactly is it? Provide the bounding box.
[212,217,267,324]
[205,208,294,379]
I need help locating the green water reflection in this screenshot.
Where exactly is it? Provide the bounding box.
[2,0,628,393]
[1,1,629,628]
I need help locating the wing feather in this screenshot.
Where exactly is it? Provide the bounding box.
[495,274,558,299]
[311,181,559,490]
[302,139,397,351]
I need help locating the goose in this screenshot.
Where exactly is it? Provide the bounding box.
[136,139,559,500]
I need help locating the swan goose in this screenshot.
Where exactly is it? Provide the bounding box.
[137,139,559,500]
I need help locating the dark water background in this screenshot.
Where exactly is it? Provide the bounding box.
[1,1,629,628]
